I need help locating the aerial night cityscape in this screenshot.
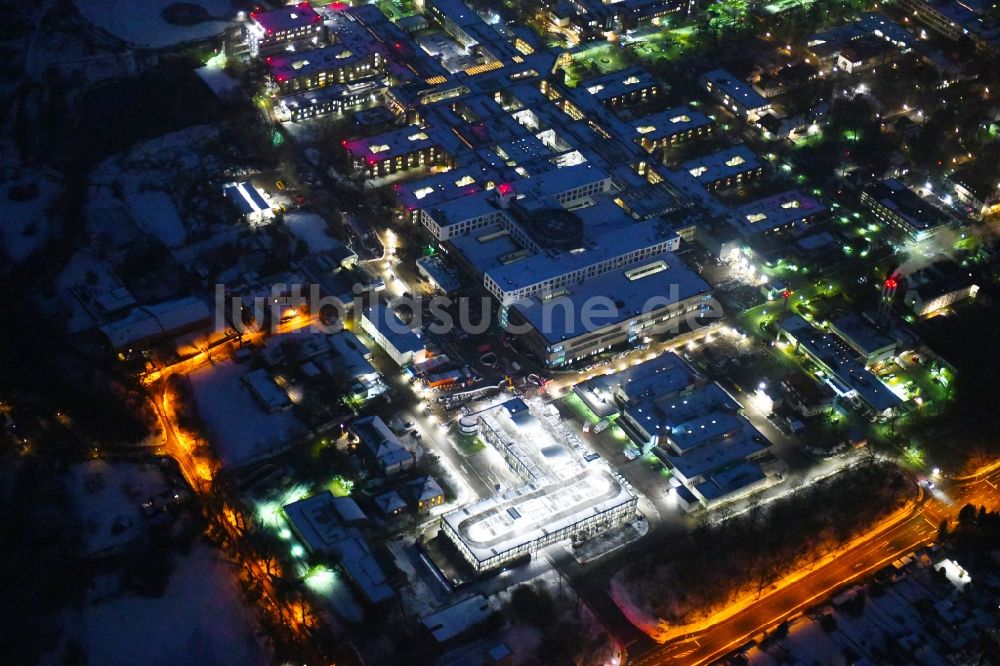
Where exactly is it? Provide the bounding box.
[5,0,1000,664]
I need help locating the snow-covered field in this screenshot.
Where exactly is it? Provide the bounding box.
[285,211,341,253]
[65,460,169,556]
[59,545,267,665]
[87,125,222,251]
[73,0,235,49]
[196,64,241,99]
[126,190,187,247]
[0,173,60,262]
[190,360,307,469]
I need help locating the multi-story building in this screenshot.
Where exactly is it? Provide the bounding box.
[701,69,772,122]
[776,315,903,416]
[266,45,383,95]
[630,106,715,152]
[573,353,778,509]
[441,399,637,572]
[274,80,387,122]
[245,3,325,57]
[342,125,455,177]
[680,145,765,191]
[359,304,427,367]
[582,67,662,107]
[861,179,954,243]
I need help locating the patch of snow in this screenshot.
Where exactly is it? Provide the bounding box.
[126,190,187,247]
[189,360,307,469]
[0,173,60,262]
[609,573,671,642]
[284,211,340,253]
[73,0,234,49]
[55,251,122,333]
[197,64,241,99]
[62,545,267,664]
[65,460,169,556]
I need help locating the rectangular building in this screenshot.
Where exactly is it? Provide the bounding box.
[681,145,765,191]
[861,179,953,243]
[701,69,772,121]
[359,304,426,367]
[266,45,383,95]
[245,3,325,57]
[630,106,715,152]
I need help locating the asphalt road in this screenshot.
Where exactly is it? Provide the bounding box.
[625,468,1000,665]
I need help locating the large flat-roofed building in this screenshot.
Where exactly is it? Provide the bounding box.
[582,67,662,107]
[266,45,383,95]
[421,168,707,366]
[861,179,954,243]
[701,69,772,121]
[573,353,776,509]
[777,315,903,415]
[829,314,897,367]
[481,217,680,306]
[729,189,826,238]
[442,468,637,571]
[681,145,765,191]
[902,260,980,317]
[360,304,427,367]
[441,398,637,572]
[396,166,498,223]
[224,181,274,226]
[507,250,711,367]
[630,106,715,152]
[245,3,325,57]
[343,125,455,177]
[274,80,387,122]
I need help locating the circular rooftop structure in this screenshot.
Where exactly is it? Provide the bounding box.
[524,208,584,250]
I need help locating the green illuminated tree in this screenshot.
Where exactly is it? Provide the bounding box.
[706,0,750,35]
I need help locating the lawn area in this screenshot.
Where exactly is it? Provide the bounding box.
[374,0,416,21]
[624,24,696,63]
[326,475,355,497]
[561,391,602,424]
[455,433,485,456]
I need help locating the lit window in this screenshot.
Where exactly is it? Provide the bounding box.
[670,115,691,123]
[746,213,767,223]
[780,200,801,209]
[689,166,708,178]
[623,75,640,85]
[725,155,746,167]
[454,175,475,187]
[414,187,434,200]
[636,125,656,134]
[586,84,605,94]
[369,144,390,153]
[408,131,429,141]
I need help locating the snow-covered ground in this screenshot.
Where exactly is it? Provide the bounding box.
[54,250,123,333]
[0,173,60,262]
[73,0,234,49]
[284,211,341,254]
[57,544,267,665]
[87,124,223,252]
[65,460,170,556]
[189,360,307,469]
[196,63,241,99]
[126,190,187,247]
